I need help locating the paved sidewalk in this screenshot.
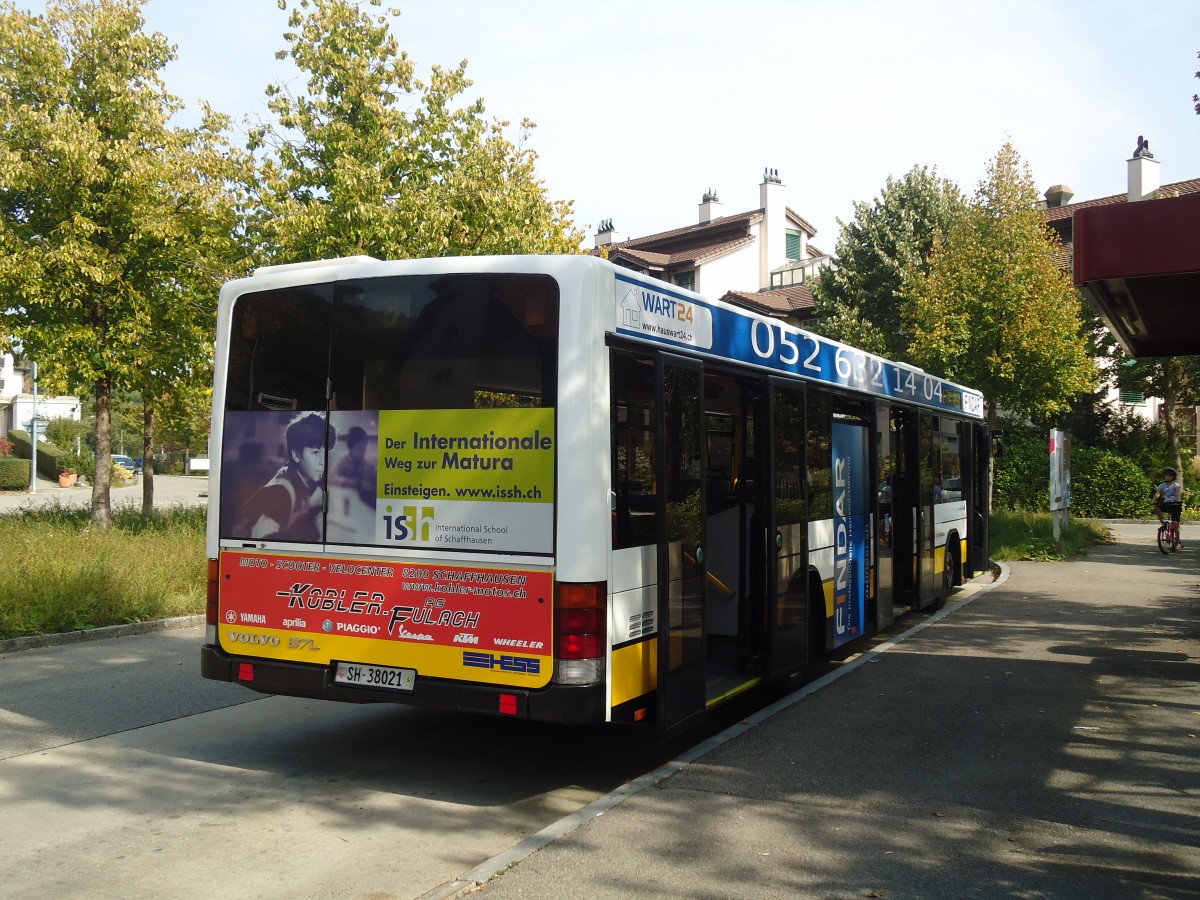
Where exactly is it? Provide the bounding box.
[0,473,208,514]
[464,523,1200,899]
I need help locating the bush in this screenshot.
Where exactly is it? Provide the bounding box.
[61,451,94,482]
[993,424,1048,511]
[1069,447,1154,518]
[0,457,30,490]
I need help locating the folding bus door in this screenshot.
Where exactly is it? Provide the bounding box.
[767,380,808,678]
[656,354,708,740]
[968,422,990,576]
[918,413,939,605]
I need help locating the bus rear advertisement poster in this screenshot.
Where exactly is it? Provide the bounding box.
[221,407,555,555]
[217,550,554,687]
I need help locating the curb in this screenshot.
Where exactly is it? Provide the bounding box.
[0,614,205,655]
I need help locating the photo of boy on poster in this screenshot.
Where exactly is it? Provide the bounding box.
[222,410,334,543]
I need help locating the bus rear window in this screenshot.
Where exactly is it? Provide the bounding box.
[219,273,559,554]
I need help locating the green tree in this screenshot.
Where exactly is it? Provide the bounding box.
[904,141,1097,422]
[247,0,583,265]
[1115,355,1200,483]
[0,0,239,526]
[811,165,966,359]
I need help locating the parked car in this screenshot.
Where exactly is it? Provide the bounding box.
[112,454,139,475]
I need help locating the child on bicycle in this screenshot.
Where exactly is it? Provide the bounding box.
[1153,467,1183,546]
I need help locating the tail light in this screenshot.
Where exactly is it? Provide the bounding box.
[205,558,220,643]
[554,581,606,685]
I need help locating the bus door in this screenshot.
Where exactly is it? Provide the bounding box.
[918,413,939,605]
[767,380,807,678]
[874,402,894,629]
[967,422,990,577]
[657,354,707,740]
[889,409,921,611]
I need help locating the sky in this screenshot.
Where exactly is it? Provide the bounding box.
[34,0,1200,250]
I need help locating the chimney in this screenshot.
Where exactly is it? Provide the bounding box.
[594,218,623,248]
[698,188,723,223]
[1043,184,1074,208]
[1127,135,1160,202]
[758,168,786,289]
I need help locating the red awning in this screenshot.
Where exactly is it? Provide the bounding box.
[1074,191,1200,357]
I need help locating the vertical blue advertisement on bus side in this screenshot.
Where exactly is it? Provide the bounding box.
[832,423,869,649]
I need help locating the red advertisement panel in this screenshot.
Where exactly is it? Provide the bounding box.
[217,551,554,687]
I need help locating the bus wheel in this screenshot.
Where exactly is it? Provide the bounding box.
[938,543,959,608]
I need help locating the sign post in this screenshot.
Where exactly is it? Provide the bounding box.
[1049,428,1071,539]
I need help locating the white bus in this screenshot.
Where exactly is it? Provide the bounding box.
[201,255,988,739]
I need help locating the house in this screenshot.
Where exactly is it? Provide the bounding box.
[1041,140,1200,424]
[0,353,81,439]
[594,169,832,327]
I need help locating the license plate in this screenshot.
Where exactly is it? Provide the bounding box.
[334,662,416,692]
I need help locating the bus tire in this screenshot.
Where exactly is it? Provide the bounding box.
[937,540,959,609]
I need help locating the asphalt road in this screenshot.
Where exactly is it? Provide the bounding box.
[0,472,209,515]
[0,623,675,900]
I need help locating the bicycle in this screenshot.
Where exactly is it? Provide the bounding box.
[1157,515,1182,554]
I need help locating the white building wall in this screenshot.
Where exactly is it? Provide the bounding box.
[1,353,82,439]
[695,238,761,300]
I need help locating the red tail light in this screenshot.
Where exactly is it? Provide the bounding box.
[555,581,605,660]
[206,558,220,625]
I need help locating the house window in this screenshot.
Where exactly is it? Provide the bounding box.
[1118,390,1145,404]
[785,229,802,261]
[673,271,696,291]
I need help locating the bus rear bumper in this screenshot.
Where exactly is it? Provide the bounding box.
[200,644,607,724]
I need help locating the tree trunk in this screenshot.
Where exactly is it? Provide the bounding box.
[142,396,155,517]
[1162,361,1184,487]
[91,376,113,529]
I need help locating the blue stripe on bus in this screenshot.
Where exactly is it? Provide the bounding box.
[613,271,985,419]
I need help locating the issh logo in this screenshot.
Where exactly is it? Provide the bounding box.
[383,505,434,542]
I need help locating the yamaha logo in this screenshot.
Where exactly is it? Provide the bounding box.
[225,610,237,624]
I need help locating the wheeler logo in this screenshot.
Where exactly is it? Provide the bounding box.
[462,651,541,675]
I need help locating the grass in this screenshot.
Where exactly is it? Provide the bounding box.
[989,509,1113,562]
[0,504,206,640]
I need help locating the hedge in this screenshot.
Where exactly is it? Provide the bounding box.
[0,457,30,490]
[7,429,67,481]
